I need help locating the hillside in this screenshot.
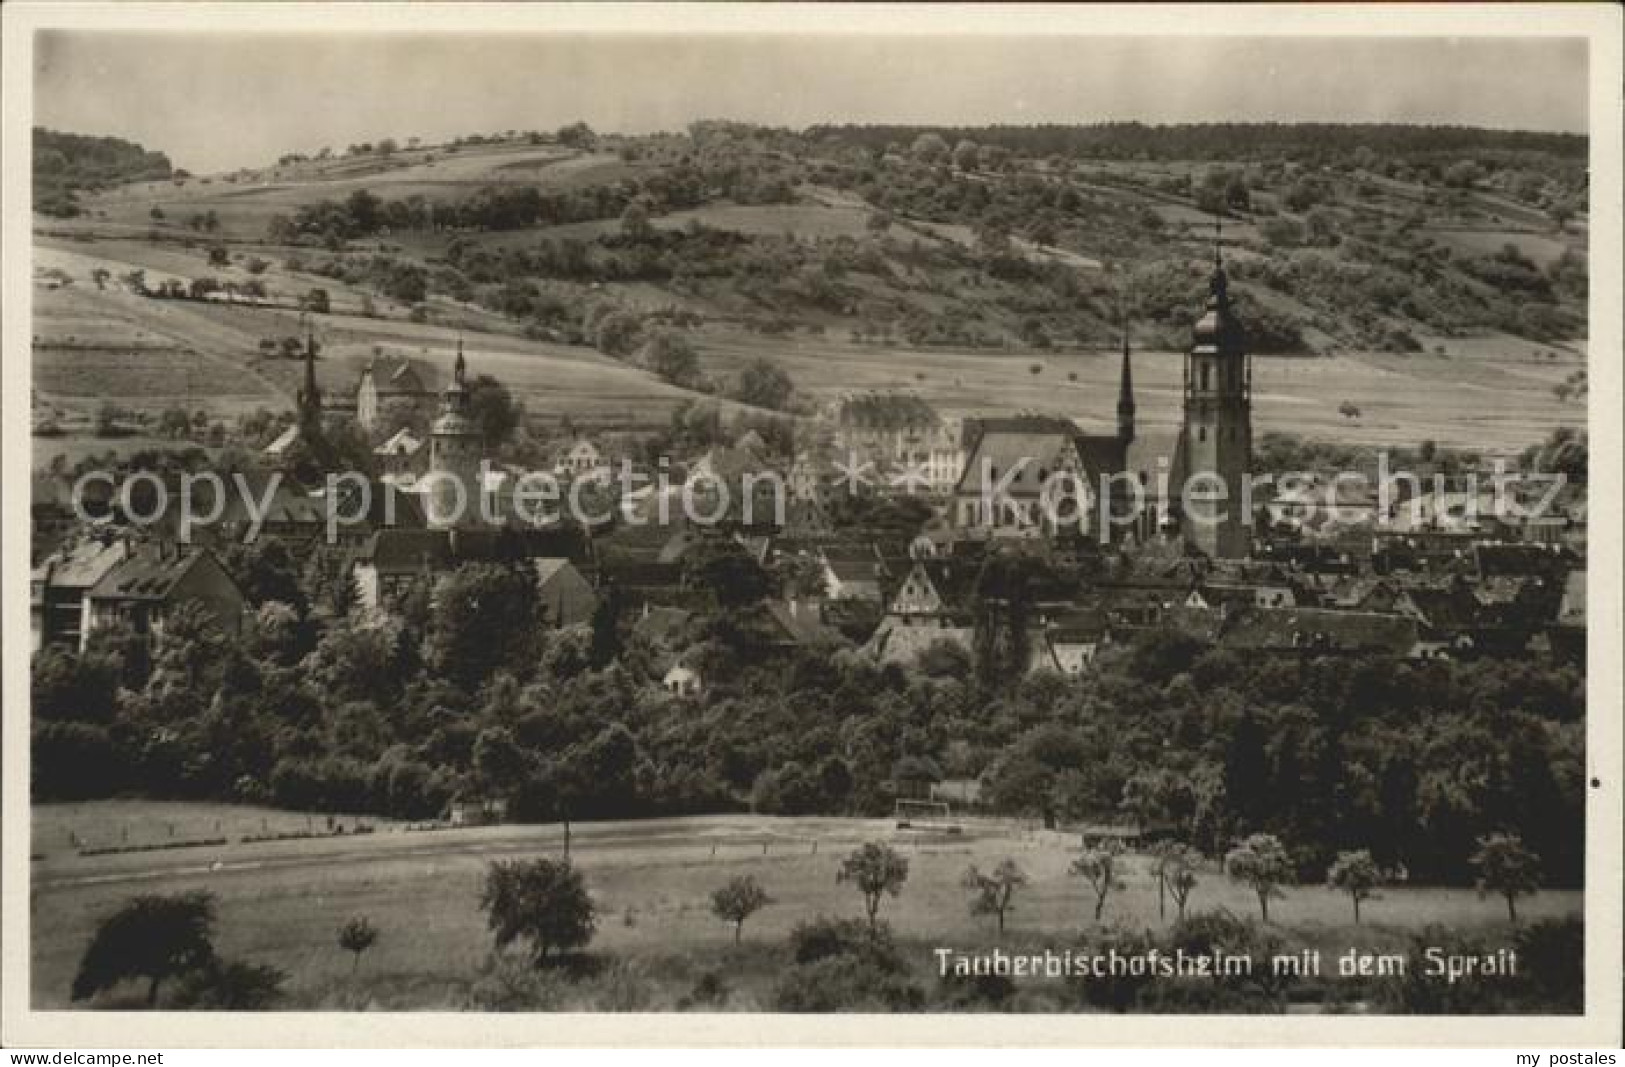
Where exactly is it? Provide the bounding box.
[31,122,1588,458]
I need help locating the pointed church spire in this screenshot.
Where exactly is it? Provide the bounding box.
[1209,216,1230,305]
[1117,331,1136,449]
[454,334,467,387]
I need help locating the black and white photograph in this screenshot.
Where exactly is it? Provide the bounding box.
[3,1,1619,1049]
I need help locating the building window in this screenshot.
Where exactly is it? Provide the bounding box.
[1198,426,1207,442]
[1201,365,1211,391]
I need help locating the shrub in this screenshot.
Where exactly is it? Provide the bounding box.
[677,971,730,1009]
[168,959,287,1009]
[935,969,1017,1009]
[592,960,653,1011]
[1514,915,1583,1011]
[1377,924,1515,1014]
[788,915,904,973]
[465,951,569,1011]
[771,956,924,1012]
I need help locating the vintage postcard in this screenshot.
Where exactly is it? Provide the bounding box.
[2,1,1619,1049]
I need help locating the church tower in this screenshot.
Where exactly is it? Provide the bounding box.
[426,339,482,530]
[1179,224,1253,559]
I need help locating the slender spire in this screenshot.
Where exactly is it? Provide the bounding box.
[1116,327,1136,448]
[453,334,467,387]
[1208,215,1230,305]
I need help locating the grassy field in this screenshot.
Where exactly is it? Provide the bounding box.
[31,802,1580,1010]
[67,145,636,242]
[690,328,1580,454]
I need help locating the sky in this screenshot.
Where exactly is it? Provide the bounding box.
[34,32,1590,173]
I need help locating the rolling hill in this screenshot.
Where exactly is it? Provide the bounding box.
[31,122,1589,462]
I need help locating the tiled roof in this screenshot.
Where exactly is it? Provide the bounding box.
[32,539,128,591]
[88,546,224,603]
[358,526,587,571]
[365,357,431,396]
[955,430,1082,497]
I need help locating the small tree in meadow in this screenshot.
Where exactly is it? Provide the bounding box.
[1155,842,1202,923]
[837,842,909,934]
[338,916,379,974]
[711,874,773,943]
[1472,833,1541,923]
[480,858,597,964]
[1225,833,1293,923]
[1070,844,1125,924]
[1326,850,1384,924]
[962,860,1027,935]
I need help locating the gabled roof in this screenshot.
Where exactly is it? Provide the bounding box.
[864,615,976,665]
[1403,587,1487,632]
[217,473,328,527]
[87,546,234,603]
[364,357,431,396]
[897,558,981,613]
[764,600,845,647]
[533,557,586,589]
[375,427,424,457]
[954,428,1082,498]
[33,539,128,591]
[357,529,453,570]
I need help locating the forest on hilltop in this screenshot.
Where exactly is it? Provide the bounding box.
[33,128,174,217]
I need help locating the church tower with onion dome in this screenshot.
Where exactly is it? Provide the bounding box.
[1179,223,1253,559]
[426,339,482,530]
